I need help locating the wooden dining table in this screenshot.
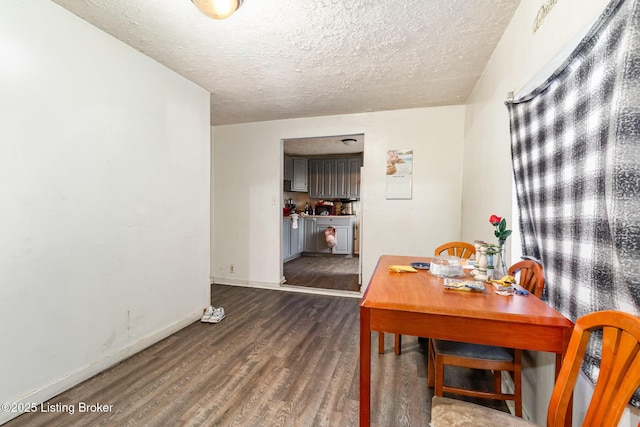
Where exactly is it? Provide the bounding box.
[359,254,575,426]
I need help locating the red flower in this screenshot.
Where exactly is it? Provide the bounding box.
[489,215,502,226]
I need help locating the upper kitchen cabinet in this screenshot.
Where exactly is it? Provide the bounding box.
[347,157,362,199]
[335,158,348,198]
[309,156,361,199]
[291,157,308,192]
[284,155,308,192]
[284,155,293,181]
[308,159,330,199]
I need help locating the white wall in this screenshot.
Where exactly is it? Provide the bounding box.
[211,106,465,290]
[461,0,639,425]
[461,0,614,248]
[0,1,211,423]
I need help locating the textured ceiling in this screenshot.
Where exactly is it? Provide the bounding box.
[51,0,520,126]
[284,134,364,156]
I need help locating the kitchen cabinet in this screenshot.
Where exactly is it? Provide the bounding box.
[302,216,354,256]
[335,158,348,198]
[284,155,293,181]
[303,218,317,252]
[332,225,351,254]
[308,159,335,199]
[282,219,291,259]
[347,157,362,199]
[284,156,308,192]
[282,217,304,262]
[308,157,361,199]
[291,157,308,192]
[313,220,332,254]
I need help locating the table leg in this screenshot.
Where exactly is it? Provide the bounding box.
[555,353,562,379]
[394,334,402,355]
[360,305,371,426]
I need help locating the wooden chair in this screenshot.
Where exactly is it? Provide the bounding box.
[431,310,640,427]
[427,259,545,417]
[378,242,476,355]
[434,241,476,259]
[509,259,544,298]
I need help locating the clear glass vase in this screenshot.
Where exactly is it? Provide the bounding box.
[494,241,508,278]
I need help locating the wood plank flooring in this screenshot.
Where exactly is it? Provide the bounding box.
[6,285,507,427]
[283,255,360,292]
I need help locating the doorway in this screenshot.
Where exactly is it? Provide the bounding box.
[281,134,363,293]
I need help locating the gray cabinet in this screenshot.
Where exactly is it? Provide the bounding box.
[282,218,292,260]
[284,155,293,181]
[314,219,332,254]
[283,217,304,262]
[335,158,348,198]
[332,225,351,254]
[291,157,308,192]
[303,216,354,256]
[347,157,362,199]
[308,160,320,198]
[284,156,308,192]
[303,218,317,252]
[320,159,335,197]
[309,159,335,199]
[308,157,361,199]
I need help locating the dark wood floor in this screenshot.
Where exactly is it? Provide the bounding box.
[283,255,360,292]
[6,285,507,427]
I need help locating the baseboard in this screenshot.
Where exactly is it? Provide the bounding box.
[0,312,200,425]
[212,277,362,298]
[501,371,532,421]
[212,277,279,289]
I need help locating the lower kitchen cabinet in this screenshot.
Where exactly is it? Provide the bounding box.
[302,216,355,256]
[282,217,304,262]
[303,218,317,252]
[332,225,351,254]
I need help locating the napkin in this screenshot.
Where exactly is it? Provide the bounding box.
[443,281,485,292]
[389,265,418,273]
[488,281,514,292]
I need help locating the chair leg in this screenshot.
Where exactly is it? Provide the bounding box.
[493,369,502,394]
[427,340,435,388]
[378,332,385,354]
[394,334,402,355]
[434,351,445,397]
[430,340,445,396]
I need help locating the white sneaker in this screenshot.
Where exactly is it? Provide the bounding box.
[201,306,215,322]
[204,306,225,323]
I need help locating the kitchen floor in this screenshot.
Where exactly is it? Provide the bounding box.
[283,254,359,292]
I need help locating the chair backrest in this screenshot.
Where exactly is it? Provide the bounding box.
[434,241,475,259]
[508,260,545,298]
[547,310,640,427]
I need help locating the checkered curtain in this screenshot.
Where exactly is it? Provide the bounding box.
[506,0,640,407]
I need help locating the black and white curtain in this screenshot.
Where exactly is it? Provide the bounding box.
[506,0,640,406]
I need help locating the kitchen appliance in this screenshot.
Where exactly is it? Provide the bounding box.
[339,199,353,215]
[315,202,334,216]
[285,198,296,212]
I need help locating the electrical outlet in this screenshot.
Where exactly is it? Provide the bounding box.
[229,264,235,273]
[272,196,277,206]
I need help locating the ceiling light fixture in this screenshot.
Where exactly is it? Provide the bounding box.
[191,0,243,20]
[341,138,357,145]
